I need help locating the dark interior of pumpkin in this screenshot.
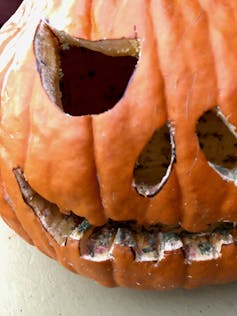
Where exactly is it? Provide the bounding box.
[59,46,137,116]
[0,0,22,27]
[15,21,237,261]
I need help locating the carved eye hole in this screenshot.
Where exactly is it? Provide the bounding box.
[34,22,138,116]
[59,45,137,116]
[196,107,237,184]
[133,123,176,197]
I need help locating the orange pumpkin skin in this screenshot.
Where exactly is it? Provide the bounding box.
[0,0,237,289]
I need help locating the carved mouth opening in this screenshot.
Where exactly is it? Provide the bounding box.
[13,168,236,263]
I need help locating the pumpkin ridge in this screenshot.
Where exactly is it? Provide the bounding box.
[87,0,93,39]
[0,28,21,57]
[22,79,34,170]
[173,1,205,227]
[197,0,219,106]
[0,37,36,170]
[148,1,183,224]
[90,115,106,220]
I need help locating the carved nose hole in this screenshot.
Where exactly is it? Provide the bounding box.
[133,123,176,197]
[196,107,237,184]
[34,22,138,117]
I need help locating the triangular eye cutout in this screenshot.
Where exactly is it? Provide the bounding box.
[34,22,138,116]
[133,123,176,197]
[196,107,237,185]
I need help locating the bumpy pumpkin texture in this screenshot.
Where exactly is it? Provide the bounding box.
[0,0,237,289]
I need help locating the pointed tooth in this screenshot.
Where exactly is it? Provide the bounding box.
[109,227,136,259]
[158,232,183,262]
[69,219,92,241]
[210,231,234,259]
[69,228,84,241]
[113,227,136,247]
[183,234,214,262]
[134,230,158,262]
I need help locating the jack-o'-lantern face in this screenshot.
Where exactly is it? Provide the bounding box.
[1,0,237,290]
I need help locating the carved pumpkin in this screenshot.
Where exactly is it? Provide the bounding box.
[0,0,237,290]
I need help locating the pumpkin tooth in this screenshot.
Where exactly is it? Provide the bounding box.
[108,227,136,260]
[210,231,234,257]
[183,234,214,262]
[69,219,92,241]
[157,232,183,262]
[134,230,158,262]
[79,225,116,262]
[113,227,136,248]
[183,231,234,263]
